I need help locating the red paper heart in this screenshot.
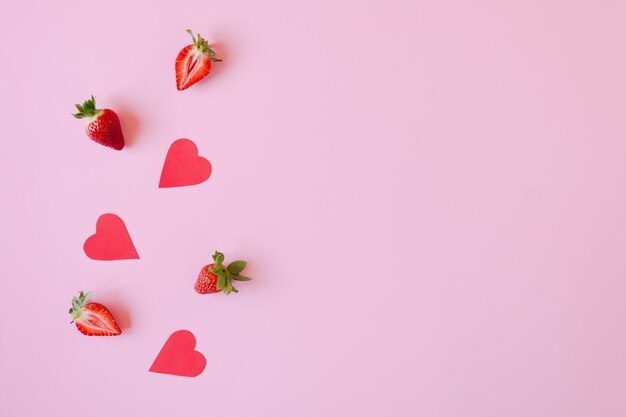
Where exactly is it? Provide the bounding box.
[83,213,139,260]
[159,138,212,188]
[149,330,206,377]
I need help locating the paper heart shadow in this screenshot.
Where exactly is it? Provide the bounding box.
[149,330,206,377]
[159,139,212,188]
[83,213,139,261]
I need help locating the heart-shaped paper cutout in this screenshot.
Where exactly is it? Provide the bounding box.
[159,138,212,188]
[149,330,206,377]
[83,213,139,260]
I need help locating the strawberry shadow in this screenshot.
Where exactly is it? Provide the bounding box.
[108,301,132,332]
[108,102,140,148]
[96,291,132,331]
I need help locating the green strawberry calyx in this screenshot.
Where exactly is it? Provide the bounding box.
[209,251,251,295]
[186,29,222,62]
[69,290,94,322]
[72,96,102,119]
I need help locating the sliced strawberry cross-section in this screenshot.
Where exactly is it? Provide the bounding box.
[175,29,221,91]
[69,291,122,336]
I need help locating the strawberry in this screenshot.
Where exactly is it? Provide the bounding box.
[194,251,251,295]
[175,29,221,91]
[72,96,125,150]
[69,291,122,336]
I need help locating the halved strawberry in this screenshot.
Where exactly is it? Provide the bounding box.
[175,29,221,91]
[69,291,122,336]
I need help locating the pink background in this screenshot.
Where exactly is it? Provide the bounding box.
[1,1,626,416]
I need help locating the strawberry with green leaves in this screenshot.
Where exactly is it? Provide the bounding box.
[175,29,221,91]
[72,96,125,150]
[195,251,251,295]
[69,291,122,336]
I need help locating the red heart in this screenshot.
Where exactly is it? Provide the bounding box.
[159,138,212,188]
[83,213,139,260]
[149,330,206,377]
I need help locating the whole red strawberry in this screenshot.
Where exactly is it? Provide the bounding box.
[175,29,221,91]
[195,251,251,295]
[69,291,122,336]
[72,96,125,150]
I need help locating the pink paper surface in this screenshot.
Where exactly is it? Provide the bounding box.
[1,1,626,416]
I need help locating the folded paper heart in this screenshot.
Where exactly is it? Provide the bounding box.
[159,138,212,188]
[83,213,139,260]
[149,330,206,377]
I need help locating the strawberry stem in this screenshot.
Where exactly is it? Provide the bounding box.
[210,251,250,295]
[185,29,221,61]
[72,96,100,119]
[69,290,94,320]
[186,29,197,44]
